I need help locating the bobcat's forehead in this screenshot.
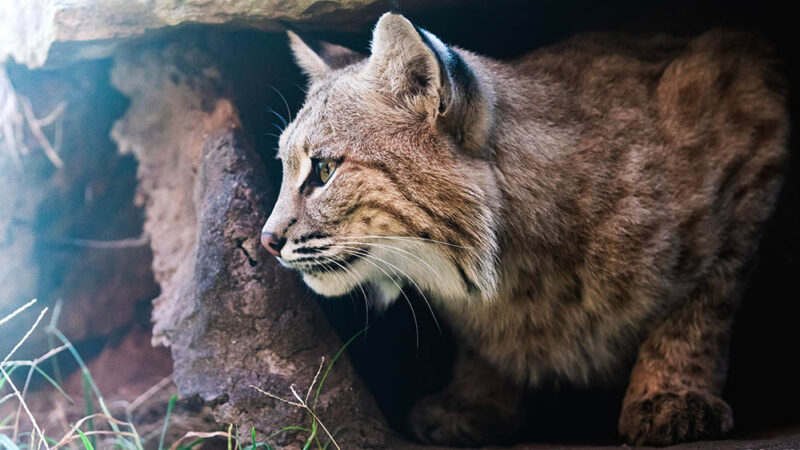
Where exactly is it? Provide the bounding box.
[279,72,424,168]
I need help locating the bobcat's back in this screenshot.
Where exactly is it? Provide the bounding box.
[438,30,788,384]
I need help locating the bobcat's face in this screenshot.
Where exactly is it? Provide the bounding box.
[262,14,500,306]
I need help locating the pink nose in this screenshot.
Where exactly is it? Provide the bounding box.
[261,232,285,257]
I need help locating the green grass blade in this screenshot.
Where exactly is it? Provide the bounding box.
[0,364,73,406]
[158,394,177,450]
[0,412,14,427]
[31,365,74,404]
[83,373,96,449]
[47,335,64,388]
[301,421,317,450]
[301,434,313,450]
[314,425,323,449]
[50,327,143,450]
[242,425,271,450]
[313,328,365,409]
[321,428,342,450]
[48,328,126,434]
[47,301,65,387]
[257,426,314,450]
[0,365,20,393]
[75,427,95,450]
[0,433,19,449]
[176,438,207,450]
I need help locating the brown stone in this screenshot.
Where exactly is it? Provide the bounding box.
[110,42,388,447]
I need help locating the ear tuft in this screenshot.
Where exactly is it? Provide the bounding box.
[287,31,364,83]
[288,31,330,82]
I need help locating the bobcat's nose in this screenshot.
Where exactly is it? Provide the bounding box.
[261,232,286,257]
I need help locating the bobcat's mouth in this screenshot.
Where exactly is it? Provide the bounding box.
[282,244,372,298]
[283,243,368,276]
[287,252,362,275]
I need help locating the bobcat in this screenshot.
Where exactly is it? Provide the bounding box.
[260,13,787,446]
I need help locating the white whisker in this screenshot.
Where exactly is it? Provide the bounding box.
[324,245,420,348]
[340,234,471,249]
[320,254,371,334]
[333,240,443,335]
[335,239,443,281]
[317,258,359,314]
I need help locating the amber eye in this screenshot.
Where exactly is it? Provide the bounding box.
[311,158,337,185]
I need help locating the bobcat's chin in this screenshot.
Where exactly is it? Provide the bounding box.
[300,262,404,306]
[301,270,359,297]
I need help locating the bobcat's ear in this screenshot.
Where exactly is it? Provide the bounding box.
[366,13,442,103]
[367,13,494,154]
[287,31,363,83]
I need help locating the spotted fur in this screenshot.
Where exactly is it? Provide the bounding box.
[262,14,788,446]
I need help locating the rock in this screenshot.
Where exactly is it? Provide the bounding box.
[0,0,460,68]
[110,42,388,447]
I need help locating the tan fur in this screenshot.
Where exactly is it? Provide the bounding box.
[262,13,788,446]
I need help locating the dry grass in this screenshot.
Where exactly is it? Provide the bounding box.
[1,299,357,450]
[1,66,65,171]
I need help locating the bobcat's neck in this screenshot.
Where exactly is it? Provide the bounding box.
[464,52,583,298]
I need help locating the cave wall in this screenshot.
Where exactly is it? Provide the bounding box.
[0,57,157,361]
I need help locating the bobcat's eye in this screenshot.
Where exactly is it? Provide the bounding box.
[311,158,337,185]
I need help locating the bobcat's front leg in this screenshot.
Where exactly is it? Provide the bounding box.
[619,273,738,446]
[410,347,526,447]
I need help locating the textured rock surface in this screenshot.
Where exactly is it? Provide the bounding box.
[0,0,457,68]
[110,43,387,447]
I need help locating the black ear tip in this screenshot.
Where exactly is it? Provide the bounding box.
[282,23,305,46]
[277,20,295,34]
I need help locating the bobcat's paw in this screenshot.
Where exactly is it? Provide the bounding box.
[619,390,733,446]
[409,392,522,447]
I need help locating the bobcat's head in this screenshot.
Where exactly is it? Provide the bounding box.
[262,13,500,306]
